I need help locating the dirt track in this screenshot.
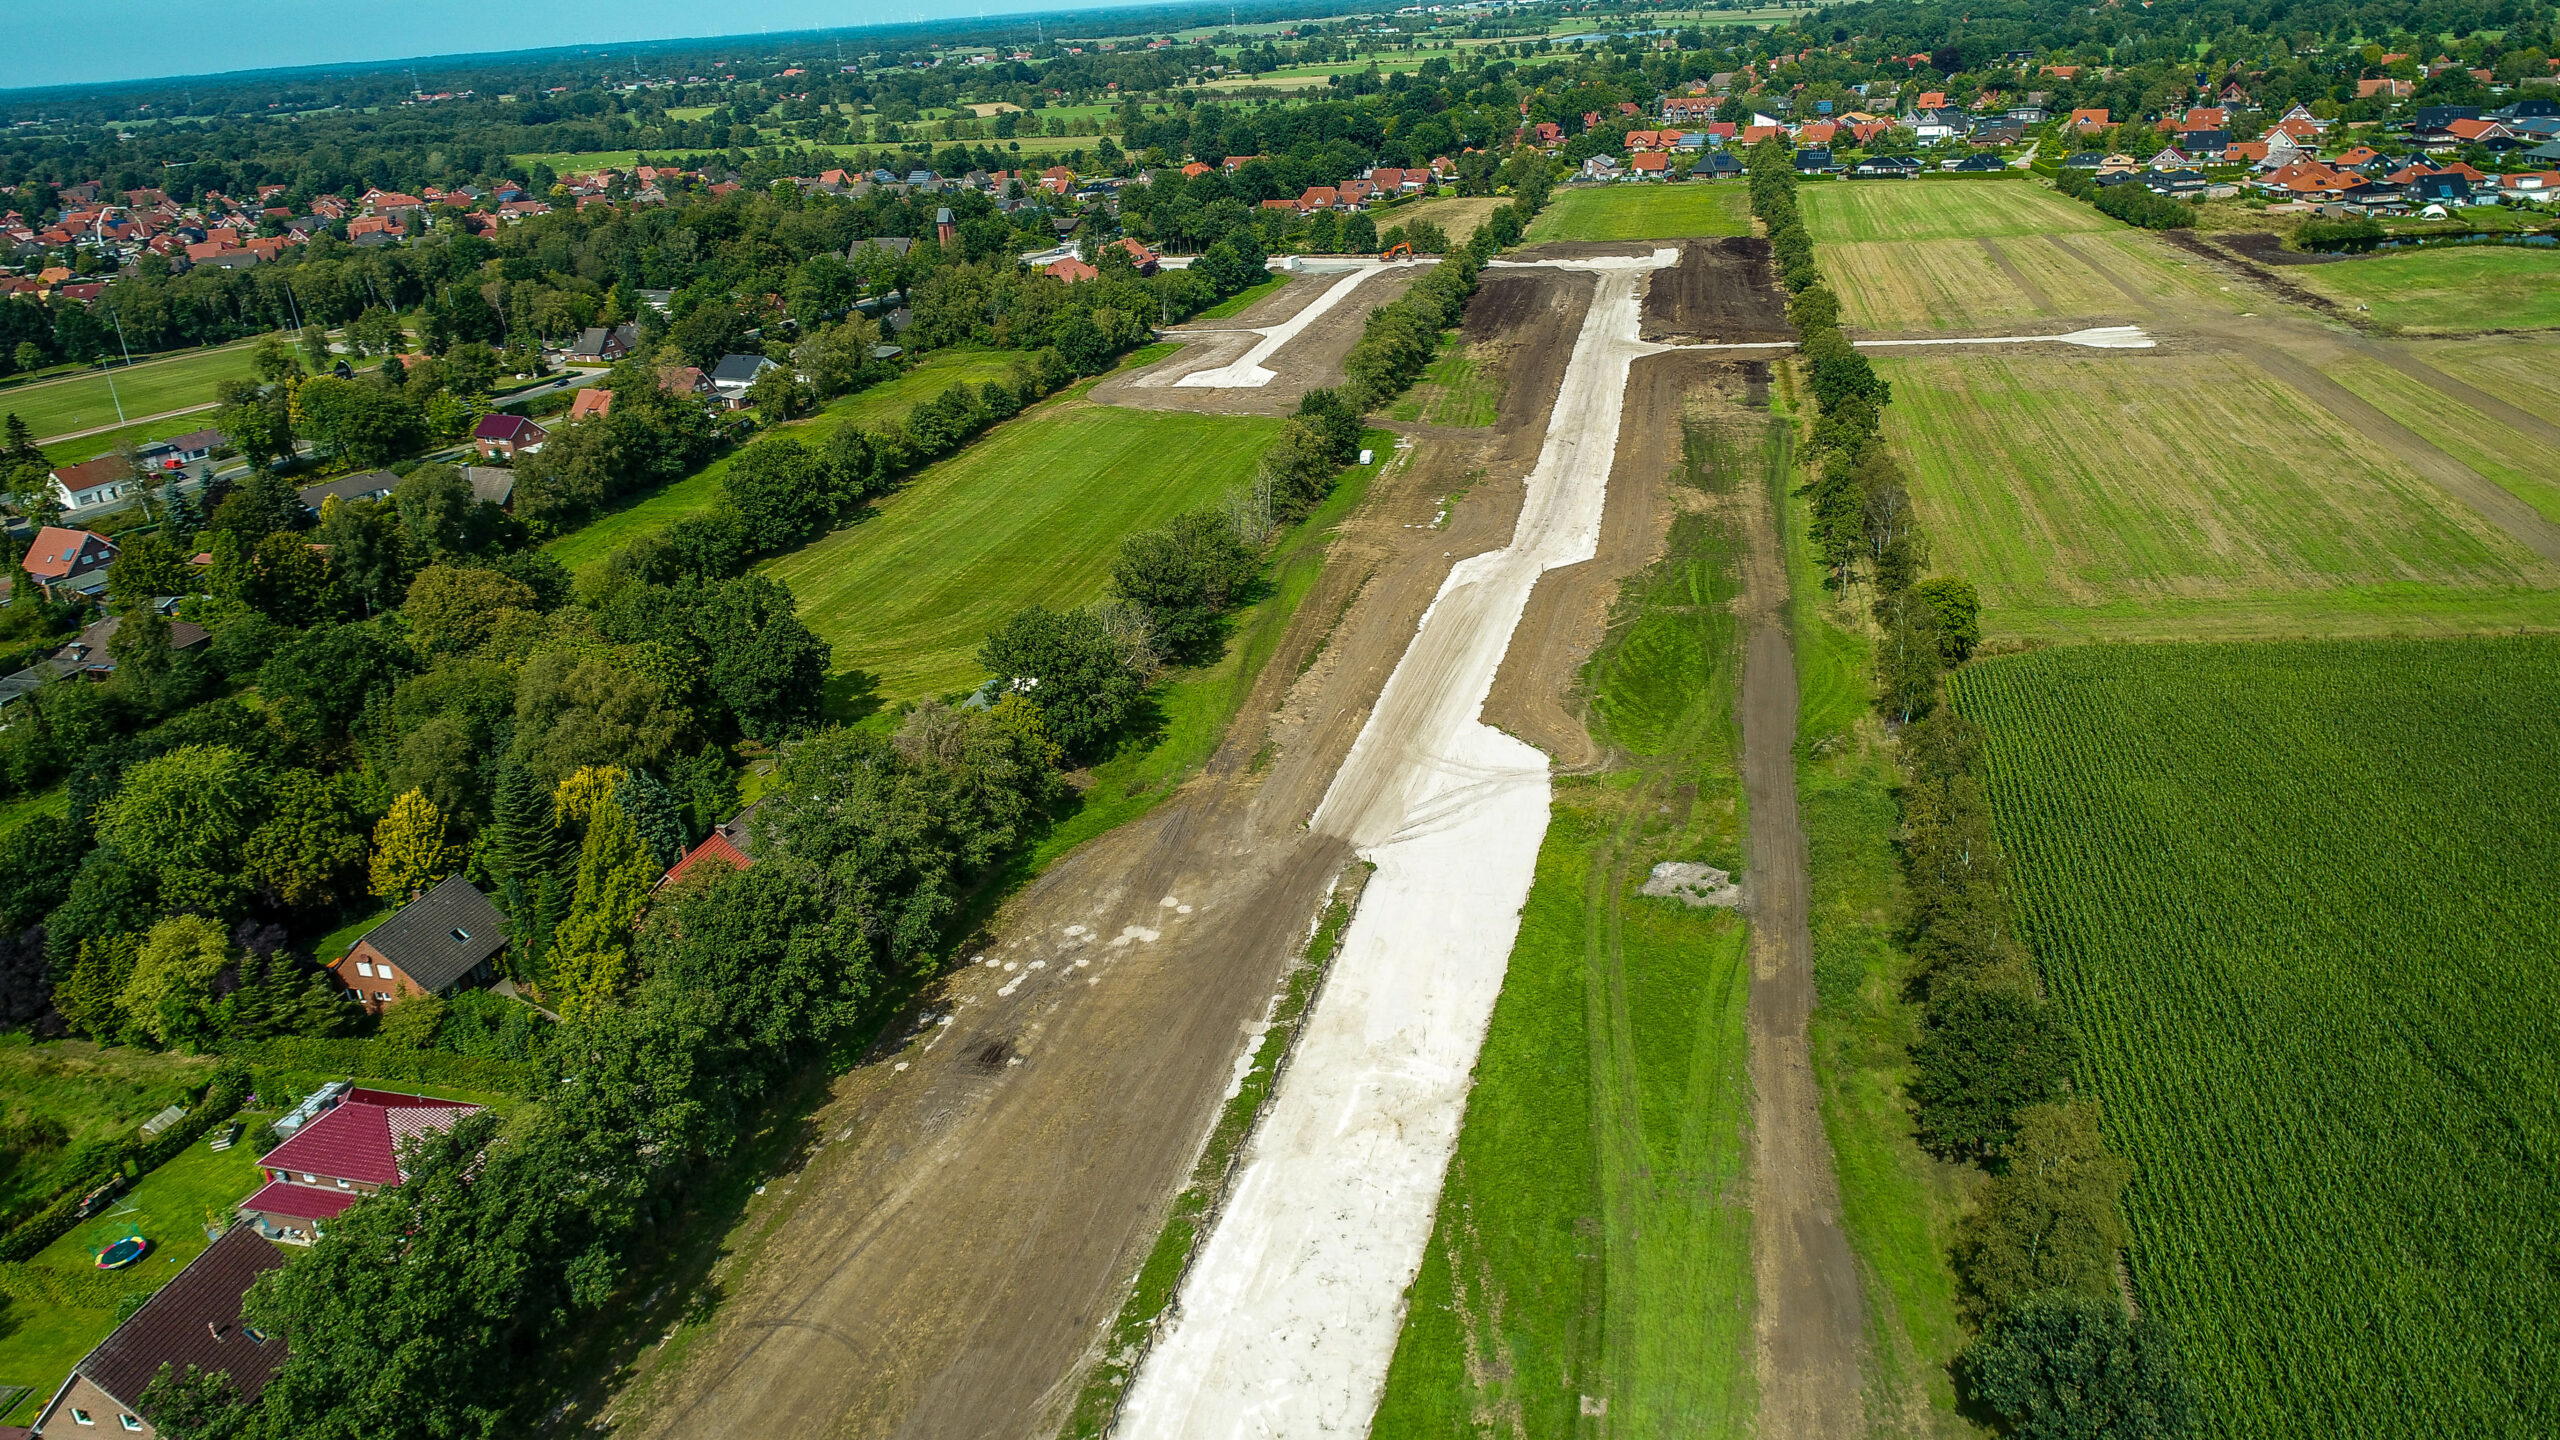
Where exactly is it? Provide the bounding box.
[606,268,1591,1440]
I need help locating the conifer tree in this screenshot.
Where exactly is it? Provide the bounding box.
[548,796,655,1015]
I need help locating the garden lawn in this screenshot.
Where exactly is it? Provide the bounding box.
[1,339,269,444]
[2290,245,2560,333]
[0,1038,221,1216]
[1875,350,2560,640]
[764,397,1282,701]
[543,350,1028,574]
[1525,183,1751,244]
[0,1292,111,1426]
[1798,177,2103,244]
[32,1130,272,1278]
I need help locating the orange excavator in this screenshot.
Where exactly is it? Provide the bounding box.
[1381,242,1414,262]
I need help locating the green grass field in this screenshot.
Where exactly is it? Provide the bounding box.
[1799,178,2105,244]
[543,350,1028,574]
[1376,417,1769,1434]
[1387,336,1497,427]
[1781,449,1975,1427]
[2291,245,2560,333]
[765,397,1282,701]
[1951,637,2560,1438]
[0,1038,220,1216]
[0,339,269,444]
[1525,183,1751,244]
[1875,351,2560,639]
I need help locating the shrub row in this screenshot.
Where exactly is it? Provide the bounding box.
[225,1036,539,1097]
[0,1258,160,1307]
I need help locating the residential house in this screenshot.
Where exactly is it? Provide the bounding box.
[295,470,397,516]
[1579,155,1622,181]
[18,526,115,600]
[567,387,614,423]
[2066,108,2112,135]
[1039,166,1076,194]
[1793,147,1835,173]
[658,364,711,398]
[451,467,512,510]
[2358,78,2415,100]
[239,1088,484,1244]
[2499,169,2560,198]
[851,235,915,262]
[1662,94,1719,124]
[1294,185,1342,214]
[1109,237,1160,275]
[1629,151,1673,178]
[1694,151,1746,178]
[29,1225,288,1437]
[326,874,508,1013]
[1044,255,1100,283]
[566,323,637,363]
[472,414,547,460]
[1852,155,1924,177]
[708,353,781,406]
[659,804,762,889]
[0,613,206,703]
[1946,153,2009,172]
[46,456,140,513]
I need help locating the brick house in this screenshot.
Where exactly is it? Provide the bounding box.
[17,526,116,601]
[236,1087,482,1244]
[326,874,507,1012]
[471,413,547,460]
[29,1225,287,1437]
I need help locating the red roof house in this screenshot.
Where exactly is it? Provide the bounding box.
[472,413,548,460]
[18,525,116,598]
[239,1088,481,1244]
[1044,256,1100,283]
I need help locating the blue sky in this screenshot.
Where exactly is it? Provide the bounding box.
[0,1,1108,91]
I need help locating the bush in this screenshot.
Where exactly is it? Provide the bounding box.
[1960,1292,2198,1439]
[1909,980,2081,1161]
[975,606,1146,757]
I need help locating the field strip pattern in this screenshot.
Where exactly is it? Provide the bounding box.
[1174,261,1430,388]
[1120,250,1678,1438]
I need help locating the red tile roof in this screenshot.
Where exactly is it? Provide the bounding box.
[661,830,753,888]
[19,525,113,580]
[257,1094,478,1187]
[239,1180,361,1220]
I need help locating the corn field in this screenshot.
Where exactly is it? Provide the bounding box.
[1950,637,2560,1439]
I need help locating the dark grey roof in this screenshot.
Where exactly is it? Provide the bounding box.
[359,875,506,992]
[853,235,914,257]
[710,353,778,384]
[65,1225,288,1414]
[463,466,515,507]
[297,470,397,510]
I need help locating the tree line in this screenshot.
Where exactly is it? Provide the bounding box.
[1751,138,2193,1438]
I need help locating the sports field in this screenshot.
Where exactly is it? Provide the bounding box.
[1952,637,2560,1439]
[0,338,268,443]
[2289,245,2560,333]
[765,399,1281,700]
[1525,183,1751,244]
[1376,428,1766,1435]
[1875,351,2560,638]
[544,350,1027,573]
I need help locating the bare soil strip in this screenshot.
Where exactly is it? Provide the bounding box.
[1737,454,1870,1439]
[1120,253,1678,1438]
[610,273,1584,1440]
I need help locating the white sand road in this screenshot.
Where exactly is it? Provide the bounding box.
[1170,260,1436,389]
[1119,251,1680,1439]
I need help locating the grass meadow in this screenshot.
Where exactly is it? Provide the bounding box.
[1387,336,1498,427]
[1874,351,2560,639]
[1952,637,2560,1438]
[1817,229,2241,331]
[1798,179,2102,244]
[764,396,1282,702]
[0,338,268,444]
[1375,414,1774,1435]
[0,1038,220,1216]
[543,349,1028,574]
[2291,245,2560,333]
[2329,349,2560,526]
[1780,436,1977,1428]
[1524,183,1751,244]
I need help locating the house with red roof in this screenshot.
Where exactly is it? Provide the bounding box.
[1044,255,1100,283]
[1629,152,1672,177]
[568,387,614,423]
[18,525,116,600]
[473,412,548,460]
[659,804,762,891]
[237,1088,483,1244]
[2066,108,2111,135]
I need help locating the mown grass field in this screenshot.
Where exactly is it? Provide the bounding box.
[543,350,1028,574]
[1817,229,2240,331]
[2328,349,2560,526]
[1799,179,2102,244]
[765,397,1281,701]
[2413,333,2560,415]
[1875,351,2560,639]
[1376,415,1768,1436]
[1951,637,2560,1439]
[1525,183,1751,244]
[1380,195,1506,245]
[0,338,268,443]
[2290,245,2560,333]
